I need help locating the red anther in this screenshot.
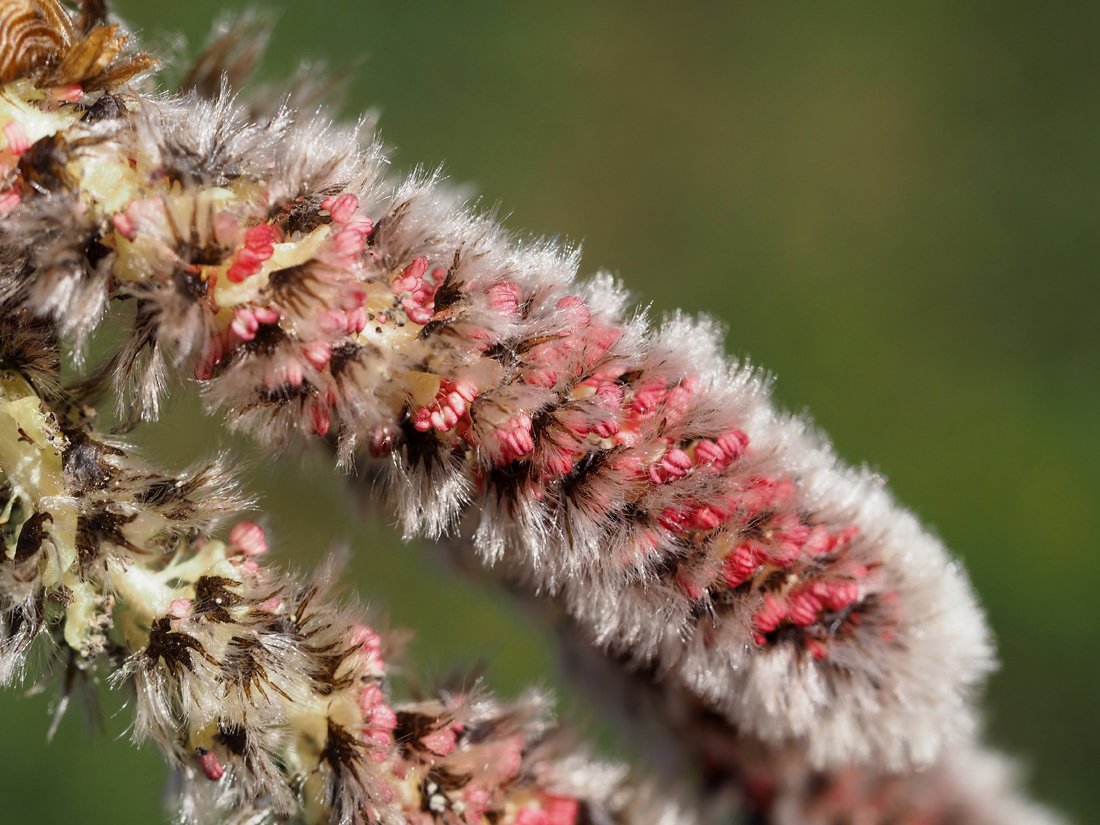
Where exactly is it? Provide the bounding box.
[694,439,725,466]
[540,442,579,477]
[357,683,384,715]
[822,579,861,611]
[805,638,829,660]
[523,367,559,388]
[229,520,267,557]
[647,447,693,484]
[802,525,833,555]
[253,306,280,325]
[542,795,581,825]
[722,542,761,588]
[412,378,477,434]
[0,189,20,217]
[368,425,397,457]
[302,340,332,371]
[752,594,787,636]
[740,477,796,515]
[594,421,619,440]
[320,193,359,224]
[593,380,624,409]
[411,407,432,432]
[717,429,749,460]
[433,405,459,430]
[344,214,373,237]
[514,809,551,825]
[676,573,704,602]
[51,84,83,103]
[111,211,136,241]
[393,256,429,292]
[488,281,521,314]
[698,429,750,470]
[402,296,434,325]
[556,295,591,326]
[346,306,368,334]
[3,121,30,156]
[319,309,347,335]
[350,624,383,657]
[689,503,726,530]
[244,223,281,252]
[226,262,257,283]
[167,598,192,619]
[462,787,493,823]
[658,507,690,533]
[234,248,264,269]
[787,587,824,626]
[197,749,225,781]
[310,401,331,436]
[230,308,260,341]
[227,226,279,282]
[420,726,458,756]
[451,379,478,403]
[392,256,441,323]
[585,324,623,363]
[665,379,694,417]
[771,514,811,562]
[368,703,397,732]
[284,359,304,387]
[331,224,368,261]
[497,413,535,462]
[630,379,668,417]
[832,524,860,551]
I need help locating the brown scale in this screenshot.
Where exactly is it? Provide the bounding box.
[13,510,52,563]
[321,717,368,777]
[220,633,292,703]
[61,427,122,494]
[0,309,61,388]
[0,0,151,89]
[278,197,331,236]
[16,132,68,192]
[145,616,217,678]
[191,575,243,623]
[0,0,70,83]
[215,721,248,756]
[75,507,142,566]
[264,262,334,319]
[280,586,361,693]
[430,252,465,315]
[394,708,448,750]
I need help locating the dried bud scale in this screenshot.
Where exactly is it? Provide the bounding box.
[0,341,688,825]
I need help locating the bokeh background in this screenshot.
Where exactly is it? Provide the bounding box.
[1,1,1097,822]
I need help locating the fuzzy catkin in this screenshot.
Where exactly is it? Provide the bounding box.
[0,0,995,772]
[0,309,690,825]
[550,604,1066,825]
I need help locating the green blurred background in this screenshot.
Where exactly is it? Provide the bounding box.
[2,1,1096,821]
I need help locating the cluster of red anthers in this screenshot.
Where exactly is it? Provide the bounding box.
[0,328,662,823]
[189,188,873,663]
[181,185,912,699]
